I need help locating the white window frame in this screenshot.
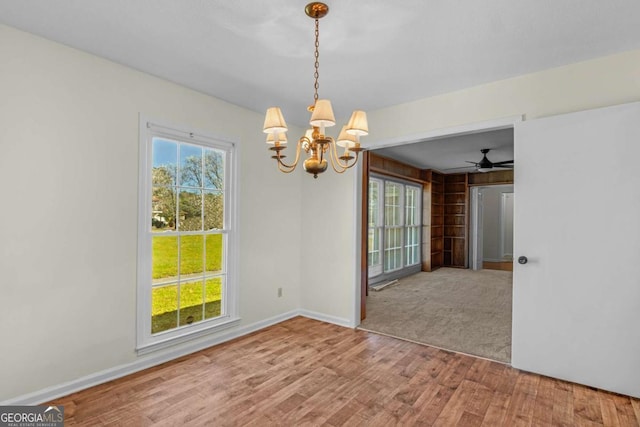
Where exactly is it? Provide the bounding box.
[137,116,240,354]
[384,180,405,273]
[368,177,383,277]
[368,175,422,282]
[404,185,422,267]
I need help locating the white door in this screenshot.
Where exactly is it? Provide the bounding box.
[512,102,640,398]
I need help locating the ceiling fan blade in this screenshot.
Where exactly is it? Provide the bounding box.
[465,161,478,165]
[493,164,514,168]
[492,160,514,165]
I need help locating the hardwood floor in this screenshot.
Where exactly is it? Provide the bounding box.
[50,317,640,426]
[482,261,514,272]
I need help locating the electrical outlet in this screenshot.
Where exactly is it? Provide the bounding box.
[277,287,283,297]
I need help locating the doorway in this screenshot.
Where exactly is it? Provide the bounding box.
[470,185,514,271]
[358,120,517,363]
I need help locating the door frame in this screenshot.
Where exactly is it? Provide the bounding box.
[469,186,484,270]
[499,191,514,260]
[469,185,514,269]
[356,115,524,323]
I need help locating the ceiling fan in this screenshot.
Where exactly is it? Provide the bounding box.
[462,148,514,173]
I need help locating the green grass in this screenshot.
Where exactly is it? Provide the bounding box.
[151,278,222,334]
[152,234,222,279]
[151,235,224,334]
[152,301,221,334]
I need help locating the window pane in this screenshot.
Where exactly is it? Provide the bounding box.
[405,186,420,226]
[179,280,204,326]
[152,284,178,334]
[205,234,223,274]
[204,148,225,190]
[180,235,204,276]
[385,182,402,226]
[152,236,178,281]
[368,180,379,227]
[180,144,203,187]
[204,277,223,320]
[179,189,202,231]
[384,227,403,272]
[152,139,177,186]
[405,227,420,266]
[152,186,176,231]
[204,190,224,230]
[368,228,381,266]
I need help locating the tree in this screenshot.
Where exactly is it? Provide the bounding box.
[180,150,224,189]
[152,150,224,230]
[152,166,177,229]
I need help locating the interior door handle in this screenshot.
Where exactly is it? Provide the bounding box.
[518,256,528,265]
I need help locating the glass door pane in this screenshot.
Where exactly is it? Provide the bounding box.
[368,178,383,277]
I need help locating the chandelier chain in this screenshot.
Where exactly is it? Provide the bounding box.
[263,3,366,178]
[313,18,320,103]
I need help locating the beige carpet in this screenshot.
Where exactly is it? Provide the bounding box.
[359,268,512,363]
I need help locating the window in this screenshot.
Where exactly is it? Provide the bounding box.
[137,118,238,353]
[405,186,421,266]
[384,181,404,272]
[367,176,421,281]
[368,178,383,277]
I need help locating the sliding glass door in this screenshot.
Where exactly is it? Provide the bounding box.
[368,179,383,277]
[368,176,422,282]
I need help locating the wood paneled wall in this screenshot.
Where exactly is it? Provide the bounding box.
[369,153,425,184]
[468,169,514,186]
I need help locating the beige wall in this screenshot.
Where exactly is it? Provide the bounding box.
[300,49,640,323]
[0,24,303,400]
[367,49,640,142]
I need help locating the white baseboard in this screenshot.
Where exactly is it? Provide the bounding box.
[2,310,300,405]
[2,309,353,405]
[298,309,354,328]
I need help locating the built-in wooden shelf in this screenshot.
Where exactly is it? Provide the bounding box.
[443,173,468,268]
[426,170,445,271]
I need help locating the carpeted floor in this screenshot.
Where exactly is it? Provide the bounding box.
[358,268,512,363]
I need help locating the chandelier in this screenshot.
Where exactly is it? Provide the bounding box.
[262,2,368,178]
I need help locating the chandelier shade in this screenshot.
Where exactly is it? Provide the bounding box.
[309,99,336,128]
[262,2,368,178]
[263,107,288,134]
[346,110,369,136]
[336,126,358,148]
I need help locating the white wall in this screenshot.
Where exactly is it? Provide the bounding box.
[303,49,640,324]
[480,185,513,261]
[299,167,359,326]
[0,24,302,401]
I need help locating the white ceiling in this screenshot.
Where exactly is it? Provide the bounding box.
[2,0,640,131]
[2,1,639,171]
[373,128,514,172]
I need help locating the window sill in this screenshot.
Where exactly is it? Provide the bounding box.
[136,316,241,356]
